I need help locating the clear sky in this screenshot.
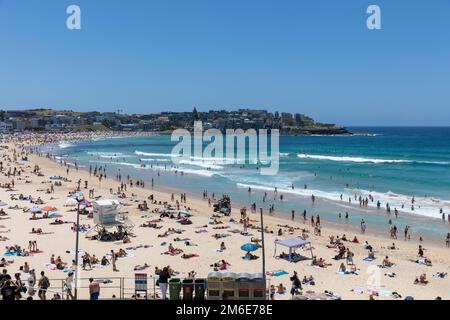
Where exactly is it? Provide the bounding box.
[1,0,449,126]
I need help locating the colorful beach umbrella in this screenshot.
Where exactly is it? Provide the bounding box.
[79,199,91,207]
[49,212,63,218]
[240,243,258,252]
[42,206,57,212]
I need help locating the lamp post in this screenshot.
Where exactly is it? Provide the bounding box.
[259,208,267,298]
[74,195,83,300]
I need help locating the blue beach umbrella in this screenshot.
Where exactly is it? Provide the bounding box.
[29,207,42,213]
[240,243,258,252]
[49,212,63,218]
[0,200,7,206]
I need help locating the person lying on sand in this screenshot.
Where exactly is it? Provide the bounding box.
[134,263,149,271]
[164,244,183,255]
[244,251,259,260]
[31,228,43,234]
[211,260,231,271]
[415,257,432,266]
[181,253,199,259]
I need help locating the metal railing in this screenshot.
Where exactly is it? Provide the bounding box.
[26,276,270,300]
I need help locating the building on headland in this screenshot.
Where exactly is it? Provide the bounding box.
[0,107,350,135]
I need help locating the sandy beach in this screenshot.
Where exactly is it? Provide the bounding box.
[0,132,449,300]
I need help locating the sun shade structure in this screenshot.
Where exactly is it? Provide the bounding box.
[274,238,314,262]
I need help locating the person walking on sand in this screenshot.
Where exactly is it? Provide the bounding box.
[361,220,366,234]
[446,233,450,248]
[89,278,100,300]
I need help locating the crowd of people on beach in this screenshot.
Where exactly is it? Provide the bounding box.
[0,131,449,301]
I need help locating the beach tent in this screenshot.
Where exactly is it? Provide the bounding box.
[274,238,314,262]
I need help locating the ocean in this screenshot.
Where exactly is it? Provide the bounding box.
[40,127,450,241]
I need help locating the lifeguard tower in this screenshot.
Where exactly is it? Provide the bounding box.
[86,199,134,240]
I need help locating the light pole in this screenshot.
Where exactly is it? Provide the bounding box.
[259,208,267,299]
[74,195,83,300]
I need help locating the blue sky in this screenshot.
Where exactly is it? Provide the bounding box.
[1,0,449,126]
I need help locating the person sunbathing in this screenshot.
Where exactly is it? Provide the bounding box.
[123,235,130,243]
[212,260,231,270]
[416,257,432,266]
[276,283,286,294]
[382,256,394,267]
[0,257,14,267]
[244,252,258,260]
[366,249,376,260]
[117,249,127,258]
[181,253,199,259]
[414,273,428,285]
[101,256,110,266]
[167,244,183,255]
[31,228,43,234]
[387,243,396,250]
[134,263,149,270]
[317,257,331,268]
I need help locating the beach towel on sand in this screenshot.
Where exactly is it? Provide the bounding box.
[363,257,376,262]
[267,270,289,277]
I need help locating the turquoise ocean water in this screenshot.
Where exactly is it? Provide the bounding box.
[40,127,450,241]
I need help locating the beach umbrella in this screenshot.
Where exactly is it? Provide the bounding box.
[65,198,78,206]
[0,201,7,206]
[29,207,42,213]
[179,211,192,216]
[42,206,57,212]
[404,296,414,300]
[79,199,91,207]
[240,243,258,252]
[49,212,63,218]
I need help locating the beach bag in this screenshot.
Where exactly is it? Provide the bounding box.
[20,284,27,293]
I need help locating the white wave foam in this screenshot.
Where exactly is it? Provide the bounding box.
[135,150,175,157]
[139,158,171,162]
[179,160,224,170]
[59,142,73,149]
[297,154,449,165]
[87,152,133,159]
[236,182,450,219]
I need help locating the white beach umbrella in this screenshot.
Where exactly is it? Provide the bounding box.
[0,200,7,206]
[65,198,78,206]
